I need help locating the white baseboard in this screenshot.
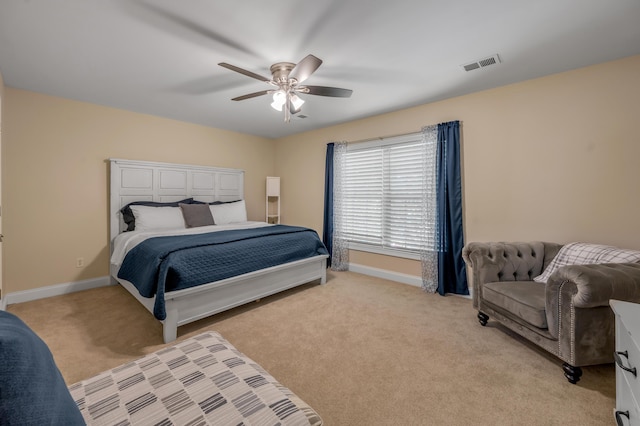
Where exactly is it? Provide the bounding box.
[0,268,473,308]
[2,276,114,307]
[347,263,474,300]
[348,263,423,287]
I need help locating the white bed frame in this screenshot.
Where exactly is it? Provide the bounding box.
[109,159,327,343]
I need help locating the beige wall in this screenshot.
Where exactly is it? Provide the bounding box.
[275,54,640,276]
[2,89,274,293]
[3,54,639,294]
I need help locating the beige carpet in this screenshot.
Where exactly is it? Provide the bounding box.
[8,271,615,425]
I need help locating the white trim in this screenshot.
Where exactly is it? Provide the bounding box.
[349,243,420,261]
[0,269,471,310]
[2,276,113,306]
[455,288,473,300]
[347,132,422,151]
[347,263,474,300]
[348,263,422,287]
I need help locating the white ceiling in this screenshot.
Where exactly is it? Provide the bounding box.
[1,0,639,139]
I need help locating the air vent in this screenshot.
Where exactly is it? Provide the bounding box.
[461,54,501,72]
[295,114,308,119]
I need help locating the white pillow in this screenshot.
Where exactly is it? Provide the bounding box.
[130,205,186,231]
[210,200,247,225]
[534,242,640,283]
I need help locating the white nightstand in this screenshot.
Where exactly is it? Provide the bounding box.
[610,299,640,425]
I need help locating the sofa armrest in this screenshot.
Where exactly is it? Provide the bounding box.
[546,262,640,308]
[545,262,640,339]
[463,241,561,307]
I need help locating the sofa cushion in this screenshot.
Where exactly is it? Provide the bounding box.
[0,311,85,425]
[483,281,548,329]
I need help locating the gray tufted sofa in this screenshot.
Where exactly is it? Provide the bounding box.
[462,241,640,384]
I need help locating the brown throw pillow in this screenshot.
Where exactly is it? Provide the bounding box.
[179,203,215,228]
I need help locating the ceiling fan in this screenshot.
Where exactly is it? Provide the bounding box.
[219,54,353,122]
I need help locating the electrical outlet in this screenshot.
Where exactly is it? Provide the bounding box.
[76,257,84,268]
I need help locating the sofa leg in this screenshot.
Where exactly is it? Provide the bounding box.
[478,312,489,326]
[562,363,583,384]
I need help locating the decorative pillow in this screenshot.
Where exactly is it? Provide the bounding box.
[0,311,85,425]
[121,198,193,231]
[210,200,247,225]
[130,205,186,231]
[190,199,241,205]
[534,242,640,283]
[179,203,215,228]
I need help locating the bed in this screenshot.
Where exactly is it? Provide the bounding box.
[109,159,328,343]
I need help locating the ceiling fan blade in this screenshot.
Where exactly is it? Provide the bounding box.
[288,55,323,84]
[129,2,259,57]
[231,90,269,101]
[219,63,271,82]
[304,86,353,97]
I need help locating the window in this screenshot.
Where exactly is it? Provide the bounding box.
[340,132,437,259]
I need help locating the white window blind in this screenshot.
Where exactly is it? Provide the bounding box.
[342,132,437,255]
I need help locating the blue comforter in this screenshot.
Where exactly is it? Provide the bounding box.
[118,225,328,320]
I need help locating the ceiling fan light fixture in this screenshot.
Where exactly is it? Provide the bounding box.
[219,54,352,123]
[271,90,286,111]
[290,94,305,110]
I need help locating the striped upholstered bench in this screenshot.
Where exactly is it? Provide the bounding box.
[67,331,322,426]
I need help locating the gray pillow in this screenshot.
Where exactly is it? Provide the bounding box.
[179,203,215,228]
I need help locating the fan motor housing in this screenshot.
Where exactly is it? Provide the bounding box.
[270,62,296,83]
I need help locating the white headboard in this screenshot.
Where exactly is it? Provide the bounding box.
[109,158,244,243]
